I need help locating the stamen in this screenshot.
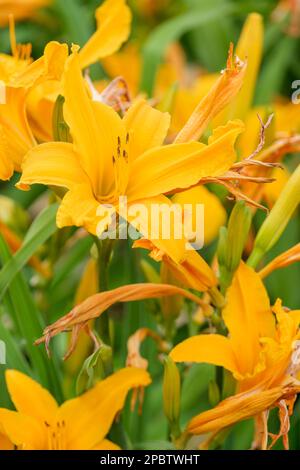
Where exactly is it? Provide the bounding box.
[9,15,17,58]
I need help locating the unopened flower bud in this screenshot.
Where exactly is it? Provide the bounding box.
[163,356,181,439]
[248,164,300,268]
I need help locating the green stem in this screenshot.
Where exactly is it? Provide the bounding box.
[93,237,114,346]
[247,246,264,269]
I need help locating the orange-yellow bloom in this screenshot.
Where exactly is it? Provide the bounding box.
[0,39,68,180]
[18,49,243,268]
[0,368,150,450]
[170,262,300,448]
[0,0,132,181]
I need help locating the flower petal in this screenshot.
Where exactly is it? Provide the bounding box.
[11,42,68,88]
[56,184,100,235]
[223,262,276,376]
[79,0,132,69]
[92,439,120,450]
[0,431,14,450]
[175,46,246,143]
[17,142,89,190]
[0,87,35,173]
[63,51,125,196]
[187,386,283,435]
[58,367,150,450]
[37,284,204,345]
[0,136,14,180]
[170,334,238,375]
[5,370,58,423]
[228,13,263,121]
[124,99,170,160]
[171,185,227,245]
[127,120,244,201]
[0,409,46,450]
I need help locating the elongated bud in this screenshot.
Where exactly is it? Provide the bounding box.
[248,164,300,268]
[76,343,113,395]
[218,201,252,291]
[226,201,252,271]
[217,226,228,267]
[157,82,178,113]
[140,259,160,284]
[163,356,181,439]
[160,262,183,326]
[208,380,221,407]
[52,95,71,143]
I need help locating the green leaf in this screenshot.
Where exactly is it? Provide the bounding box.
[0,236,63,401]
[255,36,297,104]
[0,203,58,301]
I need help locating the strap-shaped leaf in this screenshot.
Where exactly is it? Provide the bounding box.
[0,203,58,300]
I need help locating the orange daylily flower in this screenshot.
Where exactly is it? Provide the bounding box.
[170,262,300,449]
[0,368,150,450]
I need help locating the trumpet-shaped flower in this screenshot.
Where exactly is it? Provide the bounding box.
[170,262,300,449]
[18,49,243,269]
[0,37,68,180]
[0,368,150,450]
[0,0,132,181]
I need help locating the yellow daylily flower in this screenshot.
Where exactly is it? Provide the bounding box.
[0,0,50,26]
[170,262,300,448]
[18,49,243,266]
[0,368,151,450]
[78,0,132,70]
[0,37,68,180]
[0,0,132,181]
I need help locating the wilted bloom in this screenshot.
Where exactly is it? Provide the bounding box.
[259,243,300,279]
[0,368,150,449]
[36,283,204,355]
[170,262,300,449]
